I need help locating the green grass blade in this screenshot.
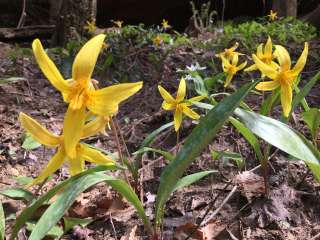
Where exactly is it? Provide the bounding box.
[235,108,320,180]
[154,81,256,226]
[173,170,217,192]
[28,173,151,240]
[134,147,174,161]
[11,165,117,240]
[0,202,4,240]
[0,188,34,202]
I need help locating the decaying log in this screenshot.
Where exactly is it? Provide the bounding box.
[0,25,55,40]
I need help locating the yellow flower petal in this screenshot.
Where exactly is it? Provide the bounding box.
[189,96,205,102]
[182,105,200,120]
[230,42,239,51]
[244,64,257,72]
[174,107,183,132]
[68,157,85,176]
[176,78,186,102]
[256,81,280,91]
[32,39,70,93]
[237,61,247,71]
[221,56,231,69]
[72,34,106,85]
[81,116,109,139]
[28,148,65,186]
[274,45,291,71]
[87,82,143,116]
[232,55,239,66]
[78,144,115,166]
[280,83,292,117]
[291,42,308,76]
[19,112,61,147]
[224,74,234,87]
[162,102,175,110]
[256,44,264,58]
[63,107,86,159]
[265,36,273,57]
[158,85,175,104]
[252,54,278,79]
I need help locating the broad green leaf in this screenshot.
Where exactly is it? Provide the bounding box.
[21,133,41,150]
[173,170,217,192]
[234,108,320,180]
[133,147,174,161]
[229,117,264,162]
[11,165,117,240]
[0,188,34,202]
[0,202,4,240]
[63,217,93,233]
[26,222,63,239]
[155,81,256,226]
[28,173,151,240]
[211,150,244,169]
[302,108,320,140]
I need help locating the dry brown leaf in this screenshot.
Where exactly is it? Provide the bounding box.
[234,171,265,202]
[120,226,138,240]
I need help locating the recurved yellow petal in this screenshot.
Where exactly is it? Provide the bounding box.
[252,54,278,79]
[256,44,264,58]
[68,157,85,176]
[291,42,308,76]
[32,39,70,93]
[274,45,291,71]
[224,74,234,87]
[63,107,86,159]
[189,96,205,102]
[231,55,239,66]
[19,112,61,147]
[176,78,186,102]
[72,34,106,85]
[265,36,273,56]
[162,102,175,110]
[182,105,200,120]
[82,116,109,139]
[87,82,143,116]
[79,144,115,166]
[28,148,65,186]
[280,83,292,117]
[256,81,280,91]
[158,85,175,104]
[174,107,183,132]
[244,64,257,72]
[237,61,247,71]
[221,56,231,69]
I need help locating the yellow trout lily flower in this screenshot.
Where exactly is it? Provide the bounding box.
[216,42,244,60]
[153,35,163,46]
[84,20,97,33]
[253,43,308,117]
[221,55,247,87]
[245,36,278,75]
[268,10,277,21]
[19,112,114,186]
[158,78,202,131]
[32,34,143,158]
[113,20,123,28]
[161,19,171,30]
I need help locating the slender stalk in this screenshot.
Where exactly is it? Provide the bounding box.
[110,118,130,185]
[176,130,180,154]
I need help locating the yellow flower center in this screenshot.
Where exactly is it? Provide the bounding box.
[277,71,295,86]
[228,65,238,74]
[260,54,272,65]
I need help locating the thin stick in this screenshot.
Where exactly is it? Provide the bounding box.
[202,185,238,226]
[109,213,118,240]
[110,118,130,185]
[310,232,320,240]
[114,118,131,158]
[17,0,27,29]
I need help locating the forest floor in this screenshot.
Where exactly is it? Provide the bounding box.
[0,32,320,240]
